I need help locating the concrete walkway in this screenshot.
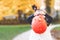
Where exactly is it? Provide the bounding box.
[12,24,60,40]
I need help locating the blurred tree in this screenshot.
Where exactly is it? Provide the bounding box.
[45,0,51,14]
[45,0,54,14]
[0,0,41,20]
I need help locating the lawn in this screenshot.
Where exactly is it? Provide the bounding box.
[0,24,31,40]
[53,26,60,30]
[0,24,60,40]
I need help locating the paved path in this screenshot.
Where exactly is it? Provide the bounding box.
[12,24,60,40]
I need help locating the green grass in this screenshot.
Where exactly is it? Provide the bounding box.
[53,26,60,30]
[0,24,60,40]
[0,24,31,40]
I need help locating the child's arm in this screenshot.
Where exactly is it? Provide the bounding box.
[45,14,53,26]
[26,14,34,24]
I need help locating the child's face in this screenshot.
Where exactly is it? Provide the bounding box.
[34,10,45,18]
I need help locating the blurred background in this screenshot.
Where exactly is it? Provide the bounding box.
[0,0,60,40]
[0,0,60,24]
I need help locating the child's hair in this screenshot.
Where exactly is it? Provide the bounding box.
[32,5,37,10]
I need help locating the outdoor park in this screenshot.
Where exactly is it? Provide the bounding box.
[0,0,60,40]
